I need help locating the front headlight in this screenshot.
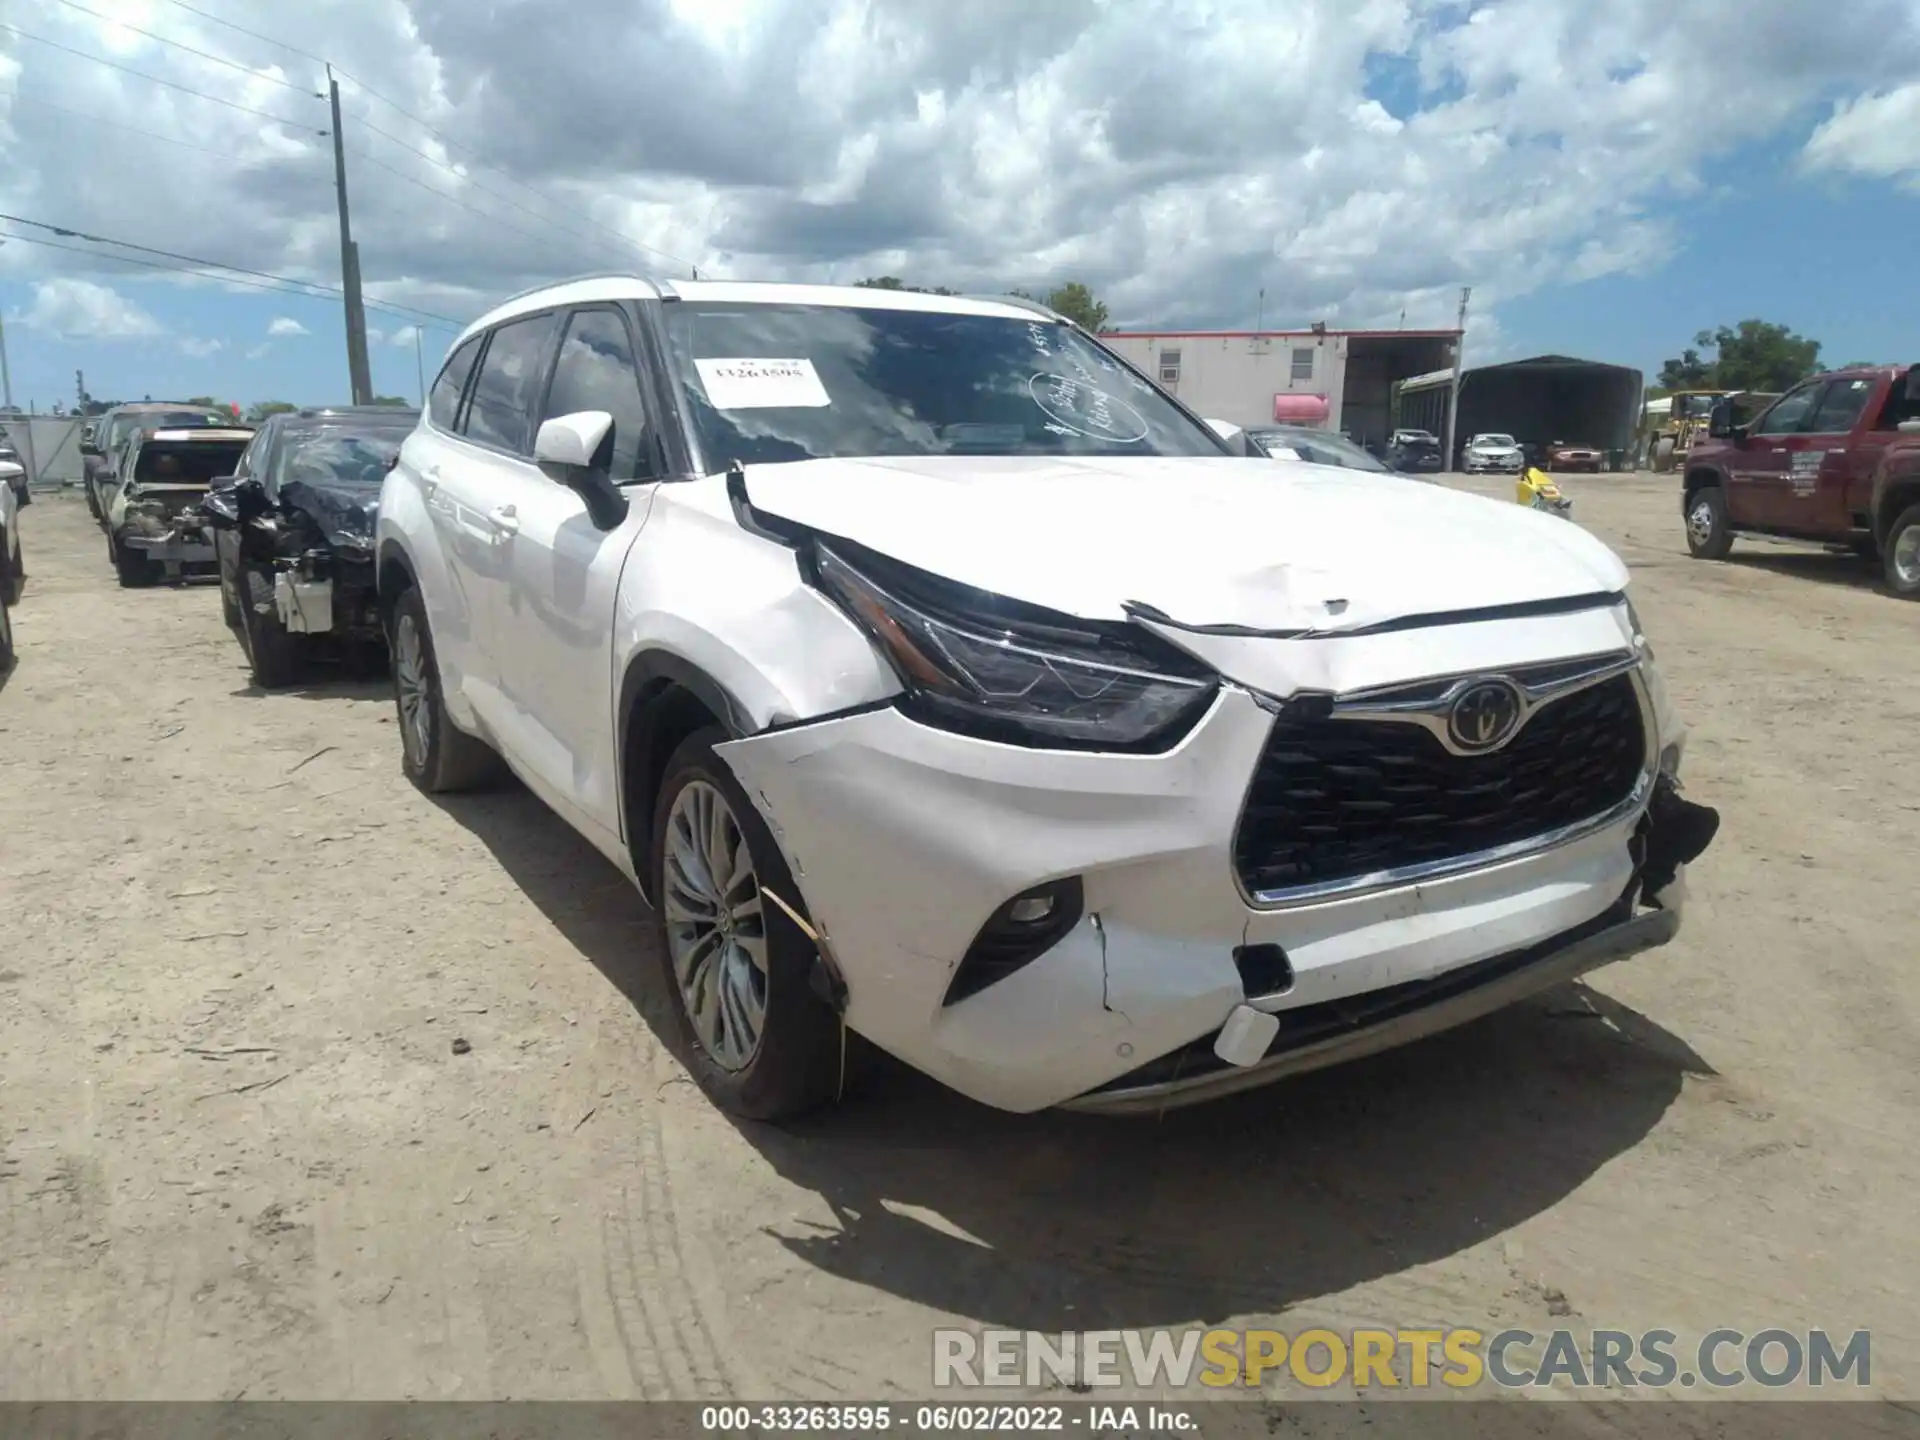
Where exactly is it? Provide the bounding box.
[813,541,1219,750]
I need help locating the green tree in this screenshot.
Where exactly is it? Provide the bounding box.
[185,396,219,407]
[370,395,412,406]
[1656,348,1713,391]
[1042,281,1110,333]
[247,400,297,423]
[1694,320,1822,392]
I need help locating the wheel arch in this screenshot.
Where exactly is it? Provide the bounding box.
[1872,470,1920,549]
[375,537,419,632]
[618,650,753,904]
[1682,463,1724,509]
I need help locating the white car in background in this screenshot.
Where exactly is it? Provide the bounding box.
[1463,433,1526,473]
[376,277,1720,1120]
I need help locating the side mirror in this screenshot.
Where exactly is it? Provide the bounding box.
[1203,418,1242,442]
[1707,403,1745,441]
[534,410,629,531]
[1904,368,1920,403]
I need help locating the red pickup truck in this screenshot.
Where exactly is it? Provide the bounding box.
[1682,365,1920,598]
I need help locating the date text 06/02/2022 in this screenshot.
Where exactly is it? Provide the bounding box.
[932,1327,1873,1391]
[698,1403,1197,1433]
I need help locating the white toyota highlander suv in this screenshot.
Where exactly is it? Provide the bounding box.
[376,277,1719,1120]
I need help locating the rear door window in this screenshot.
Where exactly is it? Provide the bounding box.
[1807,377,1875,434]
[429,336,483,431]
[463,313,560,454]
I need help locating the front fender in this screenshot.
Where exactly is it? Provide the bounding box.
[1870,443,1920,545]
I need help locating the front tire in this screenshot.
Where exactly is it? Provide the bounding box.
[2,527,22,608]
[85,482,102,521]
[389,585,502,792]
[0,580,14,673]
[237,566,304,689]
[1652,437,1677,473]
[1685,487,1734,560]
[1883,504,1920,600]
[652,727,846,1121]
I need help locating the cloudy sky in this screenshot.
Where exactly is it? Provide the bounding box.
[2,0,1917,409]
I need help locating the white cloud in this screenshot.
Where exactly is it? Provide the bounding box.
[388,325,421,346]
[15,278,161,339]
[267,316,310,336]
[245,342,272,360]
[0,0,1916,342]
[1803,84,1920,188]
[178,338,225,357]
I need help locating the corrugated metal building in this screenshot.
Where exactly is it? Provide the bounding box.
[1395,355,1646,467]
[1100,327,1460,447]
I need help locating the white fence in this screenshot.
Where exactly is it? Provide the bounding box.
[0,413,90,491]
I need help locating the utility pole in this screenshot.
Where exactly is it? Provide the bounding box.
[413,326,426,407]
[1442,285,1471,471]
[0,314,13,413]
[76,369,86,412]
[328,66,373,405]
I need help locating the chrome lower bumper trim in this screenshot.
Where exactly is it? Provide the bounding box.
[1060,905,1680,1115]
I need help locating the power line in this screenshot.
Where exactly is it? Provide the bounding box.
[149,0,699,274]
[46,0,324,98]
[0,89,312,160]
[152,0,327,66]
[348,113,692,272]
[0,21,328,134]
[0,212,468,327]
[336,74,699,272]
[0,228,462,333]
[346,148,633,274]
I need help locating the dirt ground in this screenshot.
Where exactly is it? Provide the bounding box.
[1,477,1916,1410]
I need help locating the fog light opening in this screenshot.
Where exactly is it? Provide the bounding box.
[942,877,1086,1007]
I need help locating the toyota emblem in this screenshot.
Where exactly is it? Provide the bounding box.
[1447,680,1524,752]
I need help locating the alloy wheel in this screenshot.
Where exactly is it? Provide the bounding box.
[1687,500,1716,548]
[662,779,769,1072]
[1893,526,1920,589]
[393,612,433,767]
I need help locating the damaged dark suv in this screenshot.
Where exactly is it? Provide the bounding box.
[200,405,420,688]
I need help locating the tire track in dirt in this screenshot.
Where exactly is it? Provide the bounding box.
[597,1076,740,1400]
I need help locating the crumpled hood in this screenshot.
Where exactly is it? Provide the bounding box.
[739,454,1629,634]
[283,476,379,550]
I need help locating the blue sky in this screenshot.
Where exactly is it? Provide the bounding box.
[1493,146,1919,374]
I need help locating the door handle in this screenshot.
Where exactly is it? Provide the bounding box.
[489,504,519,538]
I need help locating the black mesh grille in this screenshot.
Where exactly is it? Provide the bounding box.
[1235,674,1646,898]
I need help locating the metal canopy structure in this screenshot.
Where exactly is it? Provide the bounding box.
[1396,354,1646,465]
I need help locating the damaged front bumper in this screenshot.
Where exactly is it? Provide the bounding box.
[719,674,1718,1116]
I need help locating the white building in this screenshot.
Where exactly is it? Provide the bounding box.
[1100,327,1460,448]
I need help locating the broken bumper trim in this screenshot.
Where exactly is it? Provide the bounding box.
[1059,899,1679,1115]
[122,534,216,563]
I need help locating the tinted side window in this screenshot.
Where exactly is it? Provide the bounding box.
[540,308,654,480]
[429,336,483,431]
[1754,383,1822,436]
[1808,377,1874,433]
[465,313,559,454]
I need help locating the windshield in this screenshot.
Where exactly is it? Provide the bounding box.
[273,427,410,491]
[1675,394,1721,418]
[1250,428,1389,472]
[662,302,1227,467]
[1474,434,1516,447]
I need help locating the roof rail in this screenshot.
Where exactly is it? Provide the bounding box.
[969,293,1066,323]
[481,271,662,316]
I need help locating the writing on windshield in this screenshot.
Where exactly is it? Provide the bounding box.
[663,303,1227,468]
